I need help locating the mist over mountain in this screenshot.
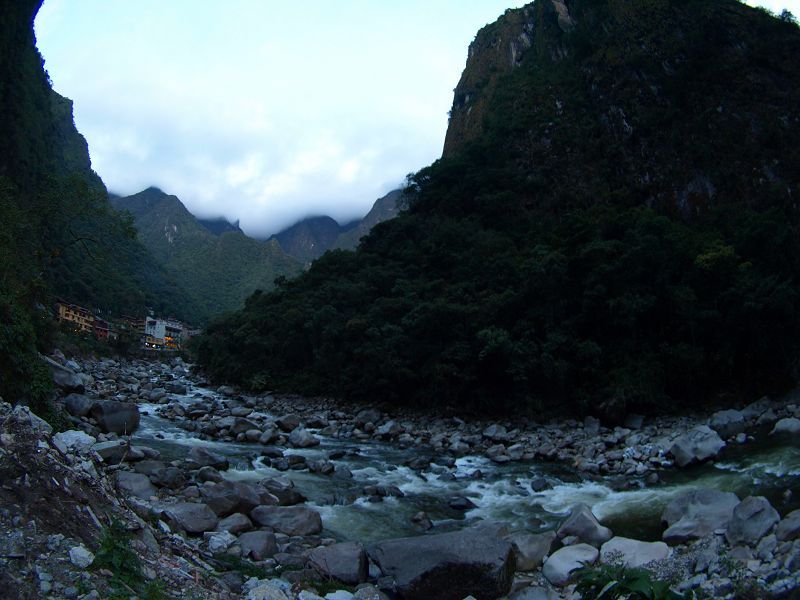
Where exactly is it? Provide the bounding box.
[112,187,302,322]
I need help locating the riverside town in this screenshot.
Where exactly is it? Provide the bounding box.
[55,298,199,350]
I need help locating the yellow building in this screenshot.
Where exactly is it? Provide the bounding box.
[56,300,94,333]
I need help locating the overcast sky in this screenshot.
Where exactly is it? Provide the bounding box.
[35,1,798,238]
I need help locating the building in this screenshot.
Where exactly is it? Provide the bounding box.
[92,318,118,341]
[144,317,185,350]
[56,299,94,333]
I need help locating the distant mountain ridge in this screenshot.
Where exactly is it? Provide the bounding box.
[271,189,403,263]
[112,188,302,322]
[197,217,242,236]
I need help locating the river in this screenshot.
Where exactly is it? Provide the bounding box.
[132,380,800,544]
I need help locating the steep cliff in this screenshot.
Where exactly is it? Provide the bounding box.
[197,0,800,417]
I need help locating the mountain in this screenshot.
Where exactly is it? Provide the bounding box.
[196,0,800,418]
[272,189,403,262]
[0,0,199,408]
[271,215,355,264]
[112,187,302,322]
[332,189,403,251]
[197,217,242,236]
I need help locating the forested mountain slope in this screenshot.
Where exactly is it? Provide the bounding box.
[113,187,303,322]
[0,0,196,405]
[196,0,800,418]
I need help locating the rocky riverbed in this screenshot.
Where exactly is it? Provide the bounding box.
[2,352,799,599]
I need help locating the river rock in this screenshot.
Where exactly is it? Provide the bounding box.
[166,382,187,395]
[116,471,157,500]
[367,524,515,600]
[661,488,740,543]
[90,400,140,435]
[483,424,509,442]
[276,414,301,432]
[669,425,725,467]
[355,408,381,427]
[507,531,556,571]
[154,466,186,489]
[250,506,323,536]
[231,418,260,436]
[542,544,598,587]
[709,409,747,439]
[776,510,800,541]
[726,496,780,546]
[63,394,95,417]
[68,545,94,569]
[289,427,320,448]
[238,530,278,560]
[217,385,236,396]
[201,480,262,517]
[185,446,230,470]
[556,504,612,547]
[770,417,800,435]
[217,512,254,534]
[308,541,368,585]
[600,537,670,568]
[52,430,96,454]
[44,356,84,393]
[92,440,129,463]
[260,478,306,506]
[162,502,219,534]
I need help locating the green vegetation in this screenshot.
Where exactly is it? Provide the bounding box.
[92,520,165,600]
[574,562,695,599]
[196,0,800,418]
[112,187,302,322]
[0,0,197,408]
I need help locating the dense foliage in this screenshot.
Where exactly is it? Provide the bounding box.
[197,0,800,418]
[112,187,302,322]
[0,1,196,408]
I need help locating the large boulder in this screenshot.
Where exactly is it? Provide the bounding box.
[185,446,230,471]
[776,510,800,542]
[599,537,670,568]
[506,531,556,571]
[200,480,262,517]
[770,417,800,436]
[661,488,740,544]
[92,440,129,464]
[308,541,368,585]
[289,427,320,448]
[669,426,725,467]
[259,478,306,506]
[217,513,254,535]
[52,430,96,454]
[556,504,612,547]
[275,414,301,432]
[249,506,322,536]
[63,394,95,417]
[116,471,157,500]
[162,502,219,534]
[43,356,84,393]
[237,530,278,560]
[726,496,780,546]
[367,524,515,600]
[542,544,598,587]
[708,409,746,439]
[90,400,140,435]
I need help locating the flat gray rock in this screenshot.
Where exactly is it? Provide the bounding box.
[542,544,598,587]
[600,536,670,568]
[116,471,157,500]
[250,506,322,536]
[367,524,515,600]
[162,502,219,534]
